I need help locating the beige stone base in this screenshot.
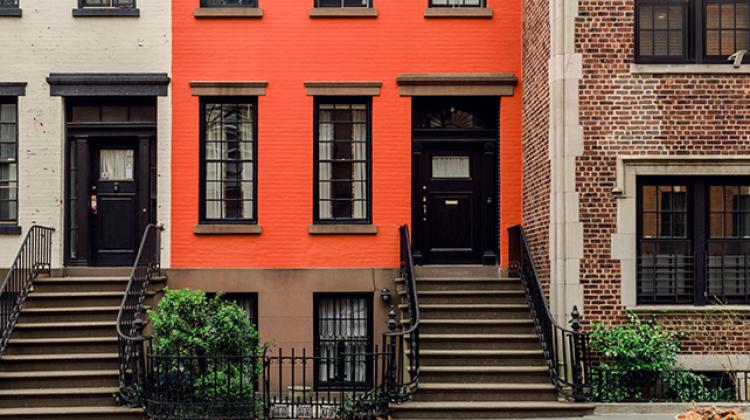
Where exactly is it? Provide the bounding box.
[165,268,400,350]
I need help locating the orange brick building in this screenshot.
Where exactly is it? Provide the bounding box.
[169,0,523,351]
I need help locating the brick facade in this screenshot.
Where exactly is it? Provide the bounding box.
[524,0,750,355]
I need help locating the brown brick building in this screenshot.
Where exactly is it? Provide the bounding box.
[523,0,750,371]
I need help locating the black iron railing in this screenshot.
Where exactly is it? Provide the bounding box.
[117,224,163,404]
[591,369,750,403]
[0,225,54,356]
[508,225,591,401]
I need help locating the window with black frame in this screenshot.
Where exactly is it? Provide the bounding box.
[201,0,258,7]
[314,294,372,389]
[429,0,486,7]
[638,177,750,305]
[636,0,750,63]
[0,0,18,8]
[315,0,372,7]
[314,98,371,224]
[200,98,257,224]
[0,99,18,225]
[80,0,136,7]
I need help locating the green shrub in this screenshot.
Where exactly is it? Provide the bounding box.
[147,288,263,417]
[589,314,724,403]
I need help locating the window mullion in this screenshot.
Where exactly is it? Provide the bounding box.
[694,0,704,63]
[694,178,707,306]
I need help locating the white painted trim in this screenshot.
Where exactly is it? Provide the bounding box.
[611,155,750,307]
[631,63,750,74]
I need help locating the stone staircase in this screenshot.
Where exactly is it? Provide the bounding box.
[0,268,162,419]
[391,266,594,419]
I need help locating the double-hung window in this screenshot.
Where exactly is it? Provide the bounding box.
[638,177,750,305]
[636,0,750,63]
[79,0,136,8]
[429,0,486,7]
[314,294,372,389]
[0,0,19,8]
[314,98,371,224]
[200,98,257,224]
[201,0,258,6]
[0,99,17,225]
[314,0,372,7]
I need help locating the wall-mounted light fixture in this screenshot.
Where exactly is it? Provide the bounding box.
[380,288,391,303]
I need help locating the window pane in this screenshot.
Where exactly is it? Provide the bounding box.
[316,295,371,388]
[432,156,470,178]
[316,101,370,222]
[705,0,750,57]
[99,149,134,181]
[201,100,256,222]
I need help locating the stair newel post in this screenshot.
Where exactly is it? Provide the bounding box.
[569,306,584,402]
[132,318,147,399]
[386,305,398,401]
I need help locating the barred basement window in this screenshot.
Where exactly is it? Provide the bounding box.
[200,98,257,223]
[429,0,486,7]
[315,0,372,7]
[638,177,750,305]
[80,0,136,7]
[221,293,259,327]
[201,0,258,6]
[635,0,750,63]
[314,98,371,224]
[314,294,372,389]
[0,99,18,224]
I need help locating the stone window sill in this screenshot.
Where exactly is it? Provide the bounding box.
[72,8,140,17]
[630,63,750,74]
[0,225,22,235]
[194,7,263,18]
[308,224,378,235]
[194,224,262,235]
[310,8,378,18]
[628,305,750,314]
[0,8,21,17]
[424,8,493,18]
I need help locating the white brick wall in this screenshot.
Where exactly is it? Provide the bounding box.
[0,0,171,268]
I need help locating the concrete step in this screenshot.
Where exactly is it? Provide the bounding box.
[414,265,502,278]
[400,277,523,292]
[390,401,596,419]
[420,366,550,384]
[18,306,147,323]
[409,304,531,320]
[0,406,144,419]
[23,291,153,308]
[0,370,118,389]
[0,387,120,408]
[418,349,546,367]
[411,383,558,402]
[401,290,527,305]
[5,337,118,355]
[12,322,116,339]
[55,267,133,277]
[0,353,118,373]
[410,319,536,335]
[32,276,164,293]
[419,333,540,350]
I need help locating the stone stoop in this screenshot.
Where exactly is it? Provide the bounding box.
[0,270,164,420]
[390,266,595,419]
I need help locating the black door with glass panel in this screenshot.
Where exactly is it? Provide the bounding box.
[412,97,499,265]
[91,140,140,266]
[415,145,484,264]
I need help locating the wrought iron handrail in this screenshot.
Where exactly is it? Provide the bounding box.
[508,225,591,401]
[116,223,163,404]
[380,225,420,400]
[0,225,54,356]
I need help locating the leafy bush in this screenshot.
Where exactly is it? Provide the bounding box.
[590,314,726,402]
[147,288,263,417]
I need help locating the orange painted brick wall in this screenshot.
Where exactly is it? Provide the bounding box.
[171,0,523,269]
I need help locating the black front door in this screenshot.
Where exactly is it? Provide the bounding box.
[91,140,140,266]
[414,144,487,264]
